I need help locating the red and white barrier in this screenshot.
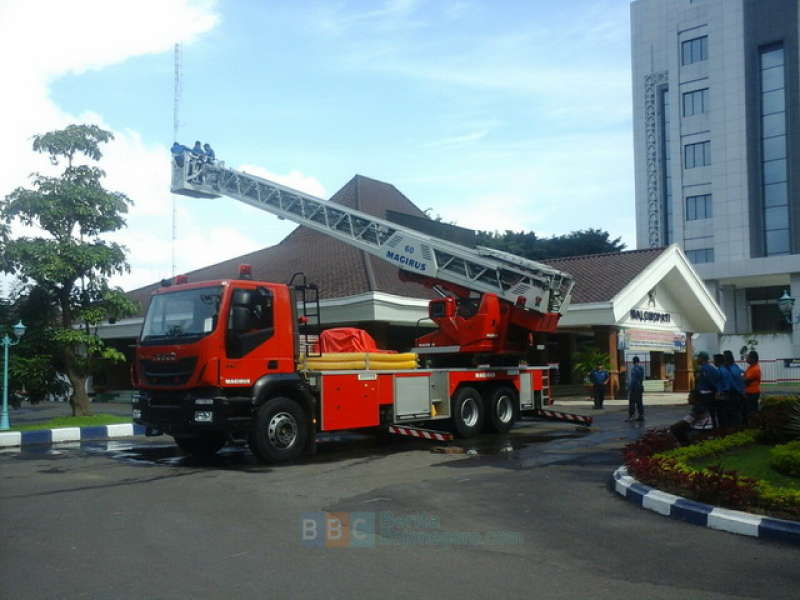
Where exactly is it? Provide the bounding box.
[387,425,453,441]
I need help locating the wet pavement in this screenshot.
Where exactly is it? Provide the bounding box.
[2,404,676,471]
[3,403,798,600]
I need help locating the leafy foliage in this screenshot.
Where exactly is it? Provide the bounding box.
[755,395,800,443]
[572,346,610,382]
[770,441,800,478]
[475,228,626,261]
[623,428,800,519]
[0,124,137,415]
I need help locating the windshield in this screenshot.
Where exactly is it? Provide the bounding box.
[140,286,222,344]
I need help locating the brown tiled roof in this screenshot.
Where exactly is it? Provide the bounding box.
[127,175,435,315]
[542,247,666,304]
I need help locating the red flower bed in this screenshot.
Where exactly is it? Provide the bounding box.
[623,428,760,511]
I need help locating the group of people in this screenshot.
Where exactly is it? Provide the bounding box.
[587,350,762,430]
[170,140,215,168]
[693,349,761,429]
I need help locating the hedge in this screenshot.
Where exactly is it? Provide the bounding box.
[770,440,800,478]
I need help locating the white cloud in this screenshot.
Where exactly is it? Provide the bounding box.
[237,165,328,199]
[0,1,320,293]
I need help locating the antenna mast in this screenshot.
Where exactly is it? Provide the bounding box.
[171,42,182,277]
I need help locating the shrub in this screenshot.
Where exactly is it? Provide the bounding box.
[757,395,800,443]
[770,440,800,478]
[622,427,799,518]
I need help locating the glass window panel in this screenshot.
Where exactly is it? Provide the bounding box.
[761,66,784,92]
[761,47,784,69]
[699,36,708,60]
[766,229,790,255]
[764,182,788,207]
[763,159,787,184]
[686,197,696,220]
[762,113,786,137]
[765,207,789,231]
[701,89,709,111]
[684,145,693,168]
[702,195,712,218]
[702,141,711,165]
[762,89,785,115]
[762,135,786,160]
[682,41,691,65]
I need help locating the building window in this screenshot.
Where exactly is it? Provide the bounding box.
[684,141,711,168]
[682,88,709,116]
[747,286,792,332]
[760,44,790,256]
[686,248,714,264]
[681,36,708,65]
[686,194,712,220]
[661,88,673,244]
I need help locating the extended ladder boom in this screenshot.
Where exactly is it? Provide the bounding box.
[171,156,575,315]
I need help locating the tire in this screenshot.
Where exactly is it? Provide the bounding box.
[251,396,308,463]
[484,385,517,433]
[451,386,484,438]
[174,432,226,457]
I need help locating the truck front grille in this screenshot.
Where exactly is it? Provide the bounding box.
[139,357,198,386]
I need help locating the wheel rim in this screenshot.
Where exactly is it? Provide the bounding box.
[496,394,513,423]
[461,397,479,428]
[268,411,298,450]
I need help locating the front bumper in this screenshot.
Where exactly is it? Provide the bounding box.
[133,389,253,436]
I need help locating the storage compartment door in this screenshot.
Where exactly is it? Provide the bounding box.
[394,375,431,421]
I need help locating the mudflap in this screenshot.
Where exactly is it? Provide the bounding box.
[523,409,593,427]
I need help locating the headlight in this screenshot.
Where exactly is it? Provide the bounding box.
[195,398,214,406]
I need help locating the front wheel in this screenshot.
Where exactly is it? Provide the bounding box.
[451,386,484,438]
[251,396,308,464]
[484,385,517,433]
[174,432,226,457]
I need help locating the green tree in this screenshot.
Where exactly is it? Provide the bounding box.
[475,228,625,260]
[0,124,137,416]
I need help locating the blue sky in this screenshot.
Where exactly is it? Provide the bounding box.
[3,0,634,291]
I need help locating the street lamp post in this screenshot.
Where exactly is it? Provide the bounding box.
[778,289,798,325]
[1,321,27,431]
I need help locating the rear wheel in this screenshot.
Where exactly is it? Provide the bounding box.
[484,385,517,433]
[251,396,308,463]
[451,386,484,438]
[174,432,226,457]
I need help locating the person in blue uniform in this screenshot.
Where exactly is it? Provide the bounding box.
[626,356,645,422]
[589,364,610,409]
[695,352,720,429]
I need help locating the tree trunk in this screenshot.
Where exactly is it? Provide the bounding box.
[67,370,93,417]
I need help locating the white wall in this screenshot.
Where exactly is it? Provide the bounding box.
[695,332,795,360]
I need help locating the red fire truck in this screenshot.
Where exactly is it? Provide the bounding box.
[132,153,582,463]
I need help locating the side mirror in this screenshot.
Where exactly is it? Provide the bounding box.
[230,306,252,331]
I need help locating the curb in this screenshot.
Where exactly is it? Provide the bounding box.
[0,424,148,448]
[612,465,800,546]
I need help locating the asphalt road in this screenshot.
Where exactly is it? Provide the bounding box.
[1,406,797,600]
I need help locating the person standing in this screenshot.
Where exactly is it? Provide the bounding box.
[589,363,610,409]
[743,350,762,425]
[712,354,733,429]
[723,350,744,427]
[626,356,645,422]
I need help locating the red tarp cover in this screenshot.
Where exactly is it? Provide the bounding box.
[318,328,394,353]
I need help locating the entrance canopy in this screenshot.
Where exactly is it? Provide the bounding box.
[545,245,725,334]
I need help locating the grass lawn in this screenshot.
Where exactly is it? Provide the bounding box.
[8,414,131,433]
[693,444,800,491]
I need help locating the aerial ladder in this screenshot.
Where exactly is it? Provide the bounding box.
[171,154,575,361]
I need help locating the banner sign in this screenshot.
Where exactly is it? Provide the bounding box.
[622,328,686,353]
